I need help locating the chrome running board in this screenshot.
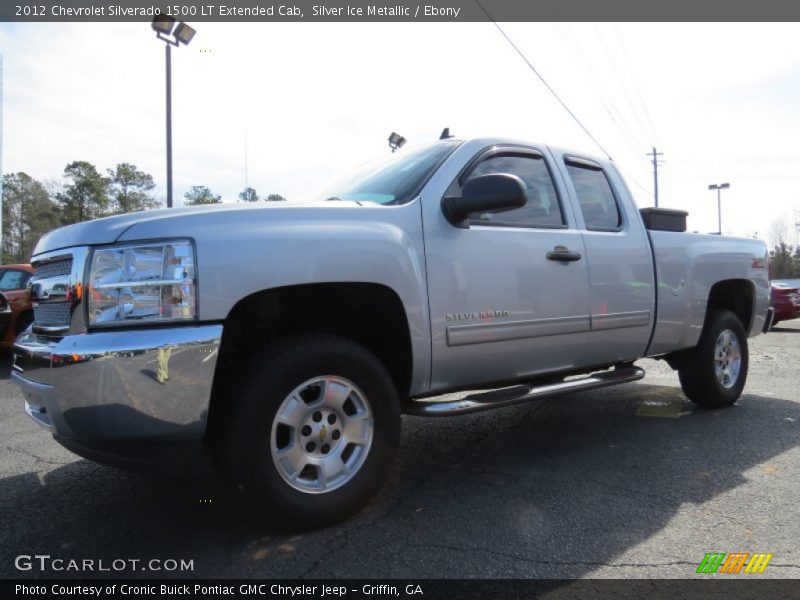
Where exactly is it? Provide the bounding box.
[405,365,645,417]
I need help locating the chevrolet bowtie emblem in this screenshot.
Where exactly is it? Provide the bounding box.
[319,425,327,441]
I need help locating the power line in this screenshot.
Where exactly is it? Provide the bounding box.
[475,0,613,159]
[611,22,660,146]
[549,23,654,199]
[614,161,652,198]
[594,24,652,151]
[669,157,800,165]
[475,10,653,198]
[666,173,800,182]
[552,23,650,162]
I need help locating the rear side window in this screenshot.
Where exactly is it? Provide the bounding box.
[0,270,29,291]
[566,162,622,230]
[464,154,565,228]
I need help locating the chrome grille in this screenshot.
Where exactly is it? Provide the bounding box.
[34,257,73,279]
[33,302,72,326]
[32,255,76,332]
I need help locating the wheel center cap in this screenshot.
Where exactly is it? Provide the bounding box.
[299,408,342,457]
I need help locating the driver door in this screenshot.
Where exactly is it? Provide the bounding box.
[422,146,592,390]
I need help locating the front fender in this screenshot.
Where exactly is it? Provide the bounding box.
[119,201,432,394]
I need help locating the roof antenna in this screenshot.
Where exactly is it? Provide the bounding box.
[439,127,454,140]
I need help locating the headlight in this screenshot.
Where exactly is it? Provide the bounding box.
[88,240,196,326]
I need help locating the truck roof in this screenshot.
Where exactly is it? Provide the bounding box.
[447,137,611,166]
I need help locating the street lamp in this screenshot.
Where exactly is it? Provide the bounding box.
[388,132,406,153]
[152,15,196,208]
[708,182,730,235]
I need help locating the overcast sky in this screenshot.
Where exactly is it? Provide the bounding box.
[1,21,799,243]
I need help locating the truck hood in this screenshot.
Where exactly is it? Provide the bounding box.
[33,201,362,256]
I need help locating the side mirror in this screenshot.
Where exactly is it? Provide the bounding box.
[442,173,527,228]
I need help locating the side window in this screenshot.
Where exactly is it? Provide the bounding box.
[0,270,29,291]
[464,154,565,228]
[565,162,622,230]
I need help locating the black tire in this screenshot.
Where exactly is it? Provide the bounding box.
[213,334,401,528]
[678,309,748,408]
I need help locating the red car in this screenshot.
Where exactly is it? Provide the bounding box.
[0,264,35,348]
[771,280,800,326]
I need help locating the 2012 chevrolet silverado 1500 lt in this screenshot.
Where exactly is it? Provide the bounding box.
[12,138,773,526]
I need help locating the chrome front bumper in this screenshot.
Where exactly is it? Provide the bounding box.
[12,324,222,446]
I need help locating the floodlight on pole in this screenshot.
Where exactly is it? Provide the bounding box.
[708,182,730,235]
[173,23,197,45]
[151,15,175,35]
[388,132,406,153]
[152,14,196,208]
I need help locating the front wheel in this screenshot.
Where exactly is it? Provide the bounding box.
[678,309,748,408]
[213,334,400,528]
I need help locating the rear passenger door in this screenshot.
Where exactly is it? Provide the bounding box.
[555,154,655,365]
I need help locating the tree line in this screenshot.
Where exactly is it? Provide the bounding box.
[769,242,800,279]
[768,217,800,280]
[2,161,286,264]
[182,185,285,205]
[4,164,798,279]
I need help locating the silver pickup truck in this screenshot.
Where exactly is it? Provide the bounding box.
[12,138,772,526]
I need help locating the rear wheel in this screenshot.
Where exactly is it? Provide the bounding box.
[678,309,748,408]
[213,334,400,528]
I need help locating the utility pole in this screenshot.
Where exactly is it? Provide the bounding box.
[647,147,663,207]
[708,183,730,235]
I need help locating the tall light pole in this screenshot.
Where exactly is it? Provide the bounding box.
[708,182,730,235]
[1,54,4,257]
[152,15,196,208]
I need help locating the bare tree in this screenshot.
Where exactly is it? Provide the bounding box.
[768,216,799,279]
[768,217,790,248]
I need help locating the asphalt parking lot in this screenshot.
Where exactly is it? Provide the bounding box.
[1,323,799,580]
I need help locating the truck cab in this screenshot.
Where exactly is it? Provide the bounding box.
[422,140,658,390]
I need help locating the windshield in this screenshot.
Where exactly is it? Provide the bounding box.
[318,141,461,205]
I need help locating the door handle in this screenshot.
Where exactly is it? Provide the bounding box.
[546,246,582,262]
